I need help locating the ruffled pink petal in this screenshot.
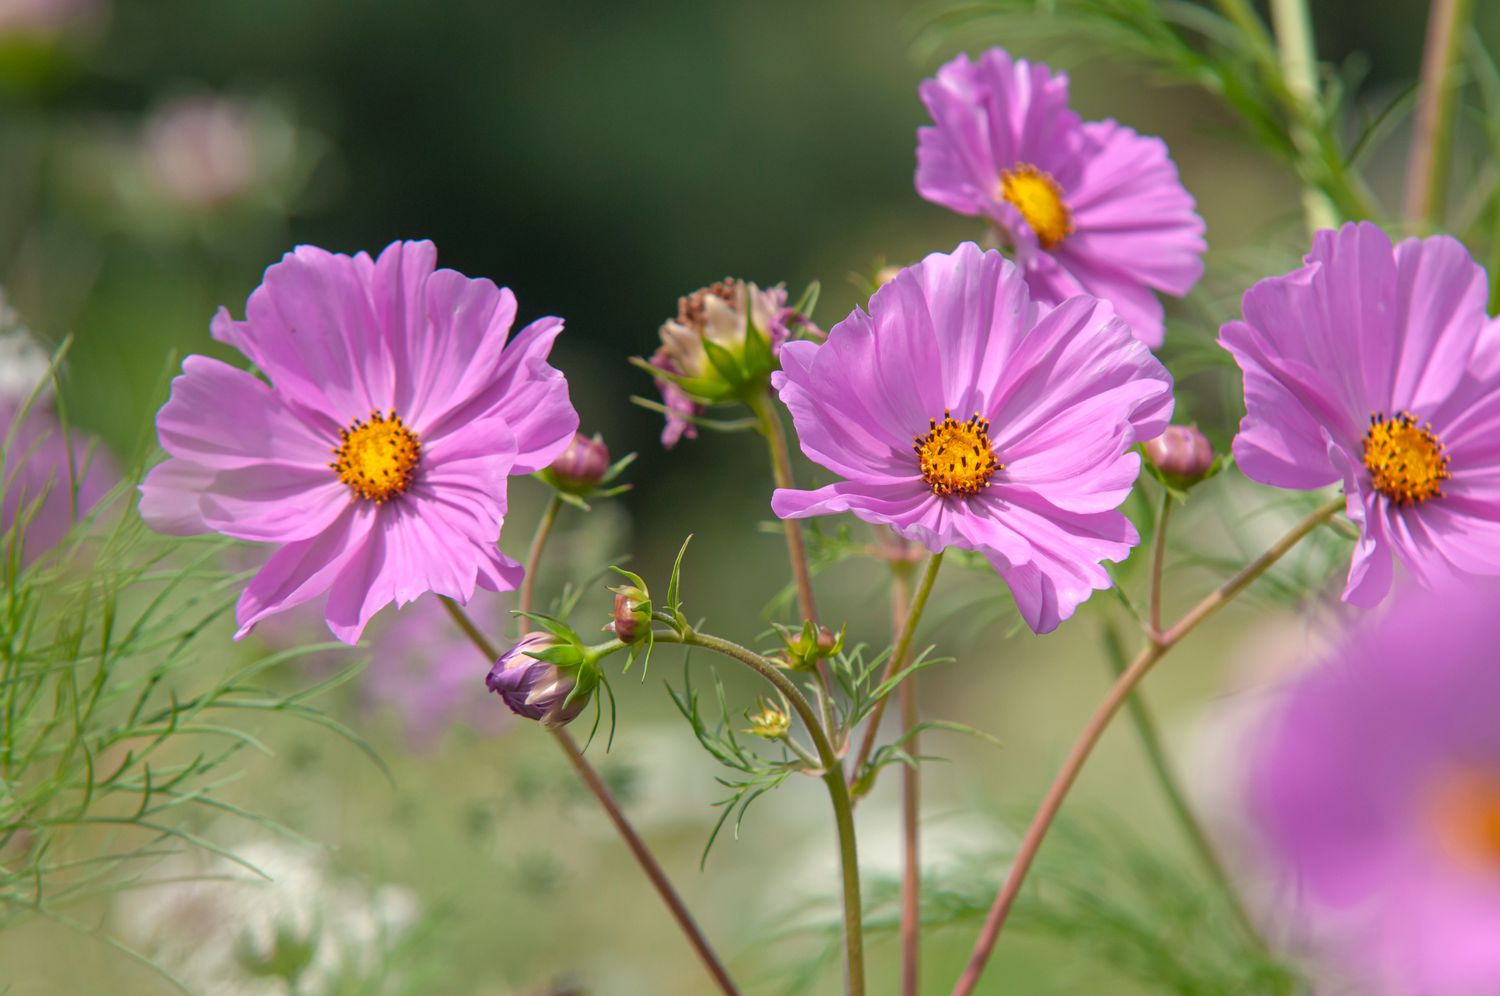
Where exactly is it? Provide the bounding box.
[218,244,394,423]
[140,357,347,543]
[1063,120,1205,296]
[987,294,1173,449]
[915,50,1084,219]
[964,492,1137,633]
[424,316,576,473]
[153,356,334,469]
[368,240,519,427]
[1222,313,1351,489]
[235,503,376,638]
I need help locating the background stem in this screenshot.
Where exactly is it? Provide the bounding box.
[949,496,1343,996]
[1269,0,1339,231]
[880,549,921,996]
[1100,623,1266,951]
[749,391,819,626]
[1404,0,1475,229]
[519,493,563,623]
[441,597,739,995]
[849,551,944,795]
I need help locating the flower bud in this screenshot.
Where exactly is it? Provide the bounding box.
[744,697,791,739]
[1144,424,1215,488]
[485,633,595,728]
[546,432,610,493]
[608,588,649,644]
[776,620,843,670]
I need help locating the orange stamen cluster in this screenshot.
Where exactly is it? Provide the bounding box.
[331,409,421,503]
[999,163,1073,250]
[1430,769,1500,875]
[915,410,1001,498]
[1362,411,1450,506]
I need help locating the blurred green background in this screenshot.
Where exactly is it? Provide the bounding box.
[0,0,1481,993]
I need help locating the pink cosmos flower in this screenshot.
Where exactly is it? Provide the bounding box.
[1220,222,1500,608]
[770,242,1173,633]
[1251,580,1500,995]
[915,48,1205,348]
[139,240,578,643]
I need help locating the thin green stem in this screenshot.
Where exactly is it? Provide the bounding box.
[1269,0,1338,231]
[1100,622,1266,952]
[656,628,865,996]
[519,493,564,625]
[1405,0,1475,230]
[441,598,740,995]
[950,496,1344,996]
[849,551,944,796]
[1148,491,1171,638]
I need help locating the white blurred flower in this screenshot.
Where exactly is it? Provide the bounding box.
[0,290,51,403]
[116,838,421,995]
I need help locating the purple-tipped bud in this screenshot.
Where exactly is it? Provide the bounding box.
[547,432,611,492]
[1144,424,1215,487]
[485,633,591,728]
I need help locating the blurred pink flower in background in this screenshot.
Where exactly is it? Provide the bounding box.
[0,0,99,42]
[361,594,511,748]
[143,95,261,208]
[0,295,116,563]
[1250,580,1500,995]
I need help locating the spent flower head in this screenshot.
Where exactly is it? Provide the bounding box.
[916,48,1205,347]
[139,240,578,643]
[771,242,1172,633]
[641,278,813,447]
[1221,222,1500,607]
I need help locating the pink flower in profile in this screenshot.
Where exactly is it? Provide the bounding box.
[771,242,1173,633]
[915,48,1205,347]
[1251,580,1500,995]
[139,240,578,643]
[1221,222,1500,608]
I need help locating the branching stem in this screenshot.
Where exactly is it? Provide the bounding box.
[949,496,1344,995]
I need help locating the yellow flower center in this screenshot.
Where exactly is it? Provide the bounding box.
[1362,411,1450,506]
[330,409,421,503]
[914,410,1001,498]
[1429,769,1500,875]
[999,164,1073,250]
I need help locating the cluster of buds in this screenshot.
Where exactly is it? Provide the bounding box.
[536,431,634,507]
[1143,424,1217,490]
[485,630,601,728]
[772,620,843,672]
[639,278,816,448]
